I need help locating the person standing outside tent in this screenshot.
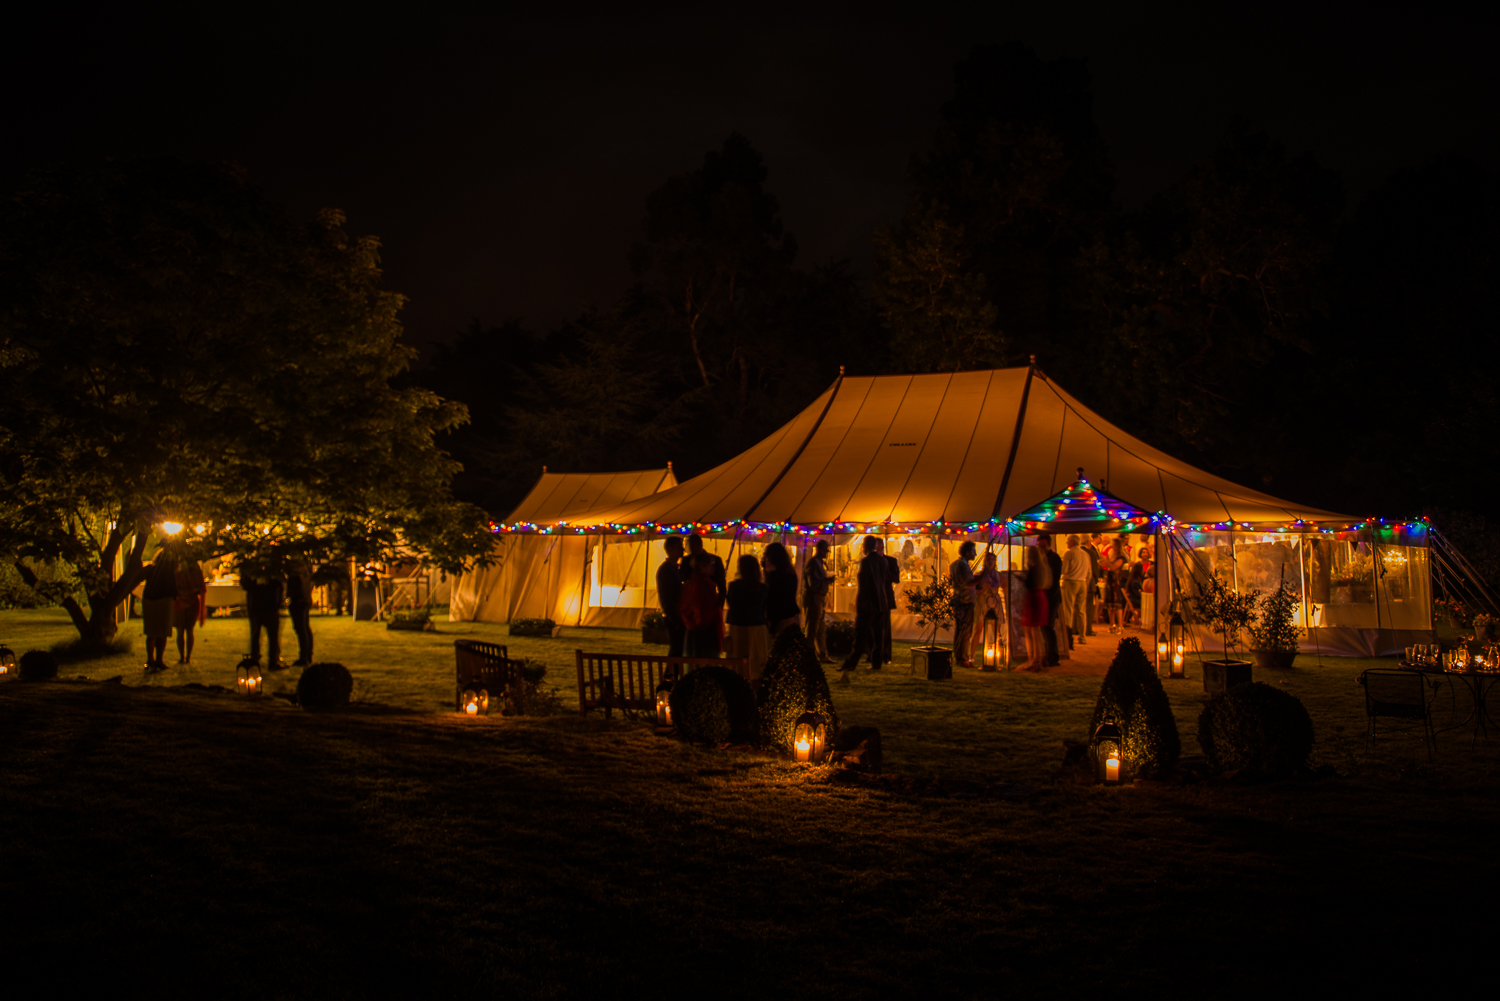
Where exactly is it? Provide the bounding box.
[839,535,889,681]
[972,549,1003,665]
[1103,538,1127,633]
[1061,535,1091,649]
[286,558,315,666]
[656,536,686,657]
[1036,533,1066,664]
[1084,534,1103,635]
[680,553,723,658]
[950,541,978,669]
[1021,546,1050,670]
[171,546,206,665]
[141,547,178,672]
[684,534,726,603]
[880,538,900,663]
[761,542,800,638]
[244,558,285,669]
[726,554,769,679]
[803,539,834,663]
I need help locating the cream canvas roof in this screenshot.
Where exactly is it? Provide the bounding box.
[516,367,1350,532]
[506,467,678,525]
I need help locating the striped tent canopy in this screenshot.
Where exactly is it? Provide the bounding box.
[1011,470,1153,534]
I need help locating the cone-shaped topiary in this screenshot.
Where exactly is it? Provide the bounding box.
[18,650,58,681]
[1198,682,1314,775]
[669,665,758,744]
[1089,637,1181,779]
[297,662,353,710]
[756,626,838,754]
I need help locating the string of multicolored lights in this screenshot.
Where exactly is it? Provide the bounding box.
[487,512,1430,539]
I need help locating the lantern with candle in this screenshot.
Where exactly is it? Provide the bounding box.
[1091,721,1124,784]
[1168,610,1187,679]
[461,687,489,716]
[236,657,262,696]
[981,608,1001,671]
[0,643,14,676]
[655,678,674,727]
[792,710,829,764]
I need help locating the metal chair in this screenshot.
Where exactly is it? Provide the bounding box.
[1358,669,1437,760]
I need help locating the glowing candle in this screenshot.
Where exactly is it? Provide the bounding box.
[1106,756,1120,782]
[794,739,811,763]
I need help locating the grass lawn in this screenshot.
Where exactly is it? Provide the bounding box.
[2,607,1497,996]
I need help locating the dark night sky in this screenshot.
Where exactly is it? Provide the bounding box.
[5,3,1494,348]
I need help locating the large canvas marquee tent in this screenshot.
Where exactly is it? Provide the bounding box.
[450,466,677,627]
[457,366,1433,656]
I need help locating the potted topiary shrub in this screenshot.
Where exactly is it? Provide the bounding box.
[297,663,354,710]
[903,575,956,680]
[1197,682,1315,777]
[1249,576,1301,672]
[387,606,434,631]
[1190,570,1260,694]
[641,611,671,646]
[1089,637,1181,780]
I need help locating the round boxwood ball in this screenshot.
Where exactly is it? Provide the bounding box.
[1198,681,1314,776]
[18,650,58,681]
[297,662,353,711]
[669,665,757,744]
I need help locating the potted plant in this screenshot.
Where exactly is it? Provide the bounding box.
[903,575,956,680]
[1189,570,1260,694]
[1472,612,1492,645]
[641,611,671,646]
[1248,577,1301,672]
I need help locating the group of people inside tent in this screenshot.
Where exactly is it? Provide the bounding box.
[1015,533,1153,670]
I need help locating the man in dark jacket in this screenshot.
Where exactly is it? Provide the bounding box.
[656,536,686,658]
[1037,533,1064,666]
[683,534,726,604]
[286,558,314,666]
[881,538,900,662]
[840,536,889,680]
[244,562,285,669]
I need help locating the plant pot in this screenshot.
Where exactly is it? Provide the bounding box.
[641,627,670,646]
[1475,624,1493,645]
[1253,649,1295,672]
[911,646,953,681]
[1203,658,1252,694]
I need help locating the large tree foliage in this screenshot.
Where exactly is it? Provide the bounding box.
[418,135,867,517]
[878,42,1113,372]
[0,159,489,642]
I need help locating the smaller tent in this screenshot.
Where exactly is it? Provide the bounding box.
[450,467,678,626]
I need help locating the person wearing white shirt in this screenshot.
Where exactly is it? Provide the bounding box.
[1061,534,1092,649]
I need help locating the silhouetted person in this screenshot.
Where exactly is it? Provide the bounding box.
[657,536,686,658]
[950,541,978,669]
[840,536,889,681]
[726,553,769,679]
[881,538,900,662]
[680,553,723,658]
[683,534,726,603]
[171,547,205,665]
[244,562,285,669]
[141,547,178,672]
[286,558,314,666]
[802,539,834,663]
[1037,532,1064,665]
[761,542,800,638]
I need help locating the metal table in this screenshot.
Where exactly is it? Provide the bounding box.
[1400,663,1500,744]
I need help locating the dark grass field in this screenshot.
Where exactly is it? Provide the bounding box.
[2,609,1496,997]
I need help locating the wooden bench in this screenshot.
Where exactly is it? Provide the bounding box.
[454,639,526,712]
[575,651,751,719]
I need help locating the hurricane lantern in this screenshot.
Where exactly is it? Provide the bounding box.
[981,609,1001,671]
[792,710,829,764]
[1168,611,1186,679]
[461,687,489,716]
[0,643,13,675]
[236,658,262,696]
[1091,721,1124,784]
[655,678,674,727]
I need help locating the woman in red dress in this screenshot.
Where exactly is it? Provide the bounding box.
[1021,546,1052,670]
